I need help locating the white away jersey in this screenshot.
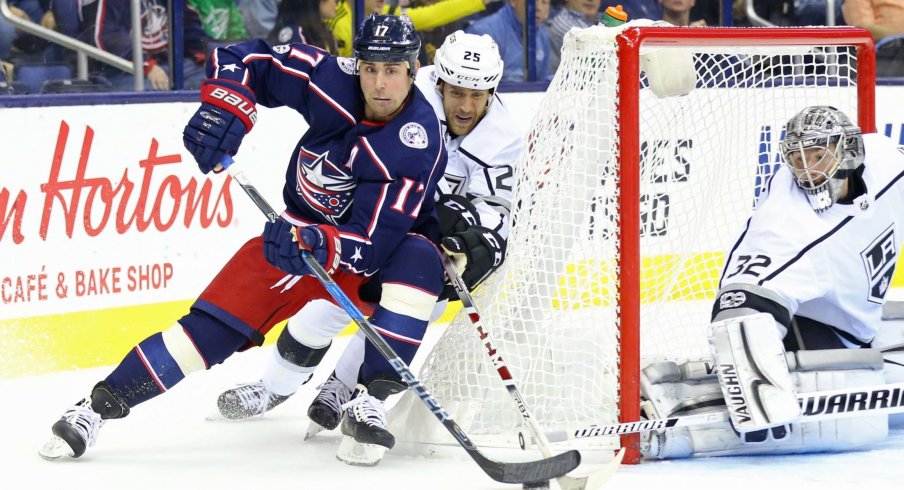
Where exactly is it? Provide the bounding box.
[717,133,904,345]
[415,66,522,238]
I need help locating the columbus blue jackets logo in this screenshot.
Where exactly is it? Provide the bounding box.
[337,57,356,75]
[400,123,428,149]
[861,224,897,303]
[295,148,355,224]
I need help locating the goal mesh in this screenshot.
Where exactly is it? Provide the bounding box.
[390,26,874,463]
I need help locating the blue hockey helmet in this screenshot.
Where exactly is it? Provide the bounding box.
[353,14,421,77]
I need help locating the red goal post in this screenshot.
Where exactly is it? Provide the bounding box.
[616,26,876,463]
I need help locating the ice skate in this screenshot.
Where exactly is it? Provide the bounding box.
[39,398,105,460]
[216,380,290,420]
[336,385,394,466]
[305,374,352,439]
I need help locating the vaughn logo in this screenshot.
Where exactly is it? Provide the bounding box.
[718,364,752,425]
[861,224,896,303]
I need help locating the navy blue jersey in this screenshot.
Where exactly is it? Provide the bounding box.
[208,40,447,276]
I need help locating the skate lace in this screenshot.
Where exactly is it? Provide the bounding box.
[341,394,388,429]
[63,399,104,447]
[314,376,352,413]
[232,382,272,414]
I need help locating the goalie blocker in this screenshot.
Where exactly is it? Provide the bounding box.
[641,348,888,459]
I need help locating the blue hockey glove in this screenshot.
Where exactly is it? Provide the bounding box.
[183,79,257,174]
[262,220,343,276]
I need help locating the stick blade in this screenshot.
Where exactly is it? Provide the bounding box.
[479,449,581,484]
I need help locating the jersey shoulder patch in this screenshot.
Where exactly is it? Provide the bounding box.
[400,122,429,149]
[273,44,291,54]
[337,57,356,75]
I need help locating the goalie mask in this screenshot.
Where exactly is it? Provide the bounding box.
[780,106,864,213]
[433,31,504,92]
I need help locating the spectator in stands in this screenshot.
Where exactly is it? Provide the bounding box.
[326,0,495,58]
[842,0,904,42]
[78,0,209,91]
[843,0,904,76]
[617,0,661,20]
[189,0,249,41]
[0,0,54,60]
[660,0,706,26]
[546,0,600,72]
[239,0,279,39]
[268,0,338,53]
[466,0,553,82]
[391,0,500,65]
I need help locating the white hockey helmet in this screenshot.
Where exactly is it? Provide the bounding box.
[433,31,504,92]
[780,106,864,213]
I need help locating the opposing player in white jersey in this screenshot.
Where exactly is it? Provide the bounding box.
[212,31,522,465]
[642,106,904,459]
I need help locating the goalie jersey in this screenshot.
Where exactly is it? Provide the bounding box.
[414,66,521,239]
[713,133,904,347]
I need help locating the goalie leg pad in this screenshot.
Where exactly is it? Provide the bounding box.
[709,313,800,432]
[641,349,888,459]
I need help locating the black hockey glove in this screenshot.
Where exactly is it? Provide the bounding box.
[437,194,480,238]
[440,226,506,300]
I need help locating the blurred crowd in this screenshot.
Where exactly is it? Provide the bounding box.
[1,0,904,94]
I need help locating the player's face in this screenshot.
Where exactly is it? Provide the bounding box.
[786,143,839,188]
[360,61,415,122]
[441,82,490,137]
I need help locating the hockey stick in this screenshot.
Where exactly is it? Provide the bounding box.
[441,256,623,490]
[219,156,580,484]
[521,381,904,446]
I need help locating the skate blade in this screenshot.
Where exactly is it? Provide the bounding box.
[304,421,327,440]
[335,436,386,466]
[38,436,73,460]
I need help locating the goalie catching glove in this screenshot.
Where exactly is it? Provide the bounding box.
[441,226,505,296]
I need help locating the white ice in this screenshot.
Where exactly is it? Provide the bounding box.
[4,325,904,490]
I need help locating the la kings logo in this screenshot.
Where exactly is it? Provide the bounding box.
[861,224,897,304]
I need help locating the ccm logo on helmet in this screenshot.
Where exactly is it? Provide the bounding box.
[208,87,258,124]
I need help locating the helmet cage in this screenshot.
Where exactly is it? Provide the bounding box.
[779,106,864,213]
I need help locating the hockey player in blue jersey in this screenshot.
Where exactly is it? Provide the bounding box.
[39,14,448,461]
[210,31,520,465]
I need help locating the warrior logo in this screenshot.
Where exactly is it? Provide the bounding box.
[861,224,896,303]
[296,148,355,224]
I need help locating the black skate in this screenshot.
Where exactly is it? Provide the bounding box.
[40,398,104,460]
[336,385,394,466]
[305,374,352,439]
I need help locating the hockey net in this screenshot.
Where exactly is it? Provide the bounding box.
[389,25,875,464]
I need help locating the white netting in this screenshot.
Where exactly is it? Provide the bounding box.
[390,26,865,454]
